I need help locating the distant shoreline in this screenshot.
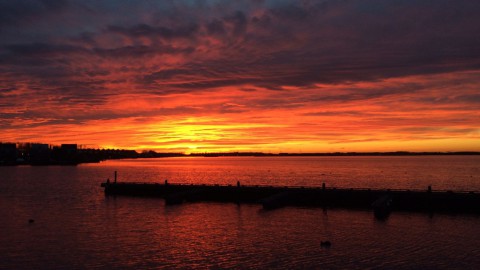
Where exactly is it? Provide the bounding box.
[189,151,480,157]
[1,141,479,167]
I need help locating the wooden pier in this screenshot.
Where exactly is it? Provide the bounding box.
[100,180,480,215]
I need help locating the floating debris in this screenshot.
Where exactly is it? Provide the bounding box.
[321,241,332,248]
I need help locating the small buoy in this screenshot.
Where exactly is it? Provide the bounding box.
[28,219,35,224]
[321,241,332,248]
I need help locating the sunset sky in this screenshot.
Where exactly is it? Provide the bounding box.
[1,0,479,153]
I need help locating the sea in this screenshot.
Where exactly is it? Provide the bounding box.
[1,156,480,269]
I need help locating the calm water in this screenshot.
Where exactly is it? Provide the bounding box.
[1,156,480,269]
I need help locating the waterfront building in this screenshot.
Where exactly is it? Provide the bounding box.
[0,143,17,165]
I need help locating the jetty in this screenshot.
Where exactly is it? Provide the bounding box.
[101,177,480,216]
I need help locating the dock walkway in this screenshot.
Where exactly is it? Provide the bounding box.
[101,181,480,215]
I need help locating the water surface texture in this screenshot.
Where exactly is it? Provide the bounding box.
[102,156,480,190]
[1,156,480,269]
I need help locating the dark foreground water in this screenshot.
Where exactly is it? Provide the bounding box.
[1,156,480,269]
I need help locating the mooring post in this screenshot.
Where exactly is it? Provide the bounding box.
[322,182,326,190]
[114,171,117,183]
[428,185,432,193]
[165,179,168,186]
[237,181,240,187]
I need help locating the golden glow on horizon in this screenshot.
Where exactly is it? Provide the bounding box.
[1,72,479,153]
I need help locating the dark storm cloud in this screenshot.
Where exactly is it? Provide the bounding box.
[2,0,480,87]
[0,0,68,27]
[131,0,480,91]
[5,43,86,57]
[93,45,195,58]
[223,10,247,36]
[107,23,200,39]
[206,19,226,35]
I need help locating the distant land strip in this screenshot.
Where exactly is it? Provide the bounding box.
[0,142,479,166]
[195,151,480,157]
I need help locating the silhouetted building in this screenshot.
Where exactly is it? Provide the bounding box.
[0,143,17,165]
[50,144,79,165]
[61,144,78,164]
[61,144,77,153]
[30,143,51,165]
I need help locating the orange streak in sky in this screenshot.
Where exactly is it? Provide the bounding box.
[1,72,479,153]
